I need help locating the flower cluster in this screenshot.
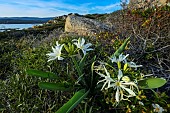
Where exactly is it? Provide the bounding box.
[45,37,167,111]
[96,54,140,103]
[46,38,93,62]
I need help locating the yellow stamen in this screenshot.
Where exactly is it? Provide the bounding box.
[116,82,121,86]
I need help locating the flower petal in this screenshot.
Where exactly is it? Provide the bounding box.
[58,56,64,60]
[110,55,117,63]
[47,56,57,62]
[104,66,111,77]
[80,38,85,46]
[97,79,107,84]
[97,72,106,78]
[56,41,60,46]
[122,86,136,96]
[84,43,92,48]
[118,69,123,81]
[116,88,120,102]
[101,80,108,90]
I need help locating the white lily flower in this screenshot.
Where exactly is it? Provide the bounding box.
[127,61,142,70]
[96,65,138,103]
[110,54,142,70]
[97,66,114,90]
[46,41,64,62]
[72,38,93,55]
[110,54,129,63]
[111,69,138,102]
[152,104,165,113]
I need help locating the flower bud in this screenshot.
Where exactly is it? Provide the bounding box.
[118,61,121,69]
[122,76,130,82]
[123,63,128,71]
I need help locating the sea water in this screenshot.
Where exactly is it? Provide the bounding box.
[0,24,37,32]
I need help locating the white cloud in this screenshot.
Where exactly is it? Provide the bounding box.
[0,0,121,17]
[0,3,69,17]
[93,3,120,11]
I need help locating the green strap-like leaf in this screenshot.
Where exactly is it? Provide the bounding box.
[71,57,82,76]
[112,37,130,57]
[90,61,95,87]
[38,82,73,91]
[26,69,58,79]
[56,89,90,113]
[79,54,88,70]
[64,44,70,53]
[138,78,167,89]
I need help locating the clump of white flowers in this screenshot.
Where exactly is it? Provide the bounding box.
[96,53,140,103]
[46,38,93,62]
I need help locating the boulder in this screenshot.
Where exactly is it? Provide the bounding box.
[65,15,113,35]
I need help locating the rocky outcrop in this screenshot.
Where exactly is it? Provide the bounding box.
[129,0,169,9]
[65,15,113,35]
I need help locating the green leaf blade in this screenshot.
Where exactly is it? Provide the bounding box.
[138,78,167,89]
[112,37,130,57]
[79,54,88,70]
[71,57,82,76]
[38,82,73,91]
[56,89,90,113]
[26,69,58,79]
[64,44,70,53]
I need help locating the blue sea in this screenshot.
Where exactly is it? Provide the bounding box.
[0,24,38,32]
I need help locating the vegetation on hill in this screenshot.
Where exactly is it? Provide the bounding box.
[0,4,170,112]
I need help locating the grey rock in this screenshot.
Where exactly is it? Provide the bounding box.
[65,15,114,36]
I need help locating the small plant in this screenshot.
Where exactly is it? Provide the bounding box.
[27,37,167,112]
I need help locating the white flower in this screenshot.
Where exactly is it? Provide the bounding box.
[152,104,164,113]
[110,54,129,63]
[97,66,114,90]
[139,101,144,106]
[127,61,142,70]
[72,38,93,55]
[96,65,138,103]
[110,69,138,102]
[110,54,142,70]
[46,41,64,62]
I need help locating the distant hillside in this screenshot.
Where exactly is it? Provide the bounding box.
[0,17,54,24]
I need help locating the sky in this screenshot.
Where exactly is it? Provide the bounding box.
[0,0,129,17]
